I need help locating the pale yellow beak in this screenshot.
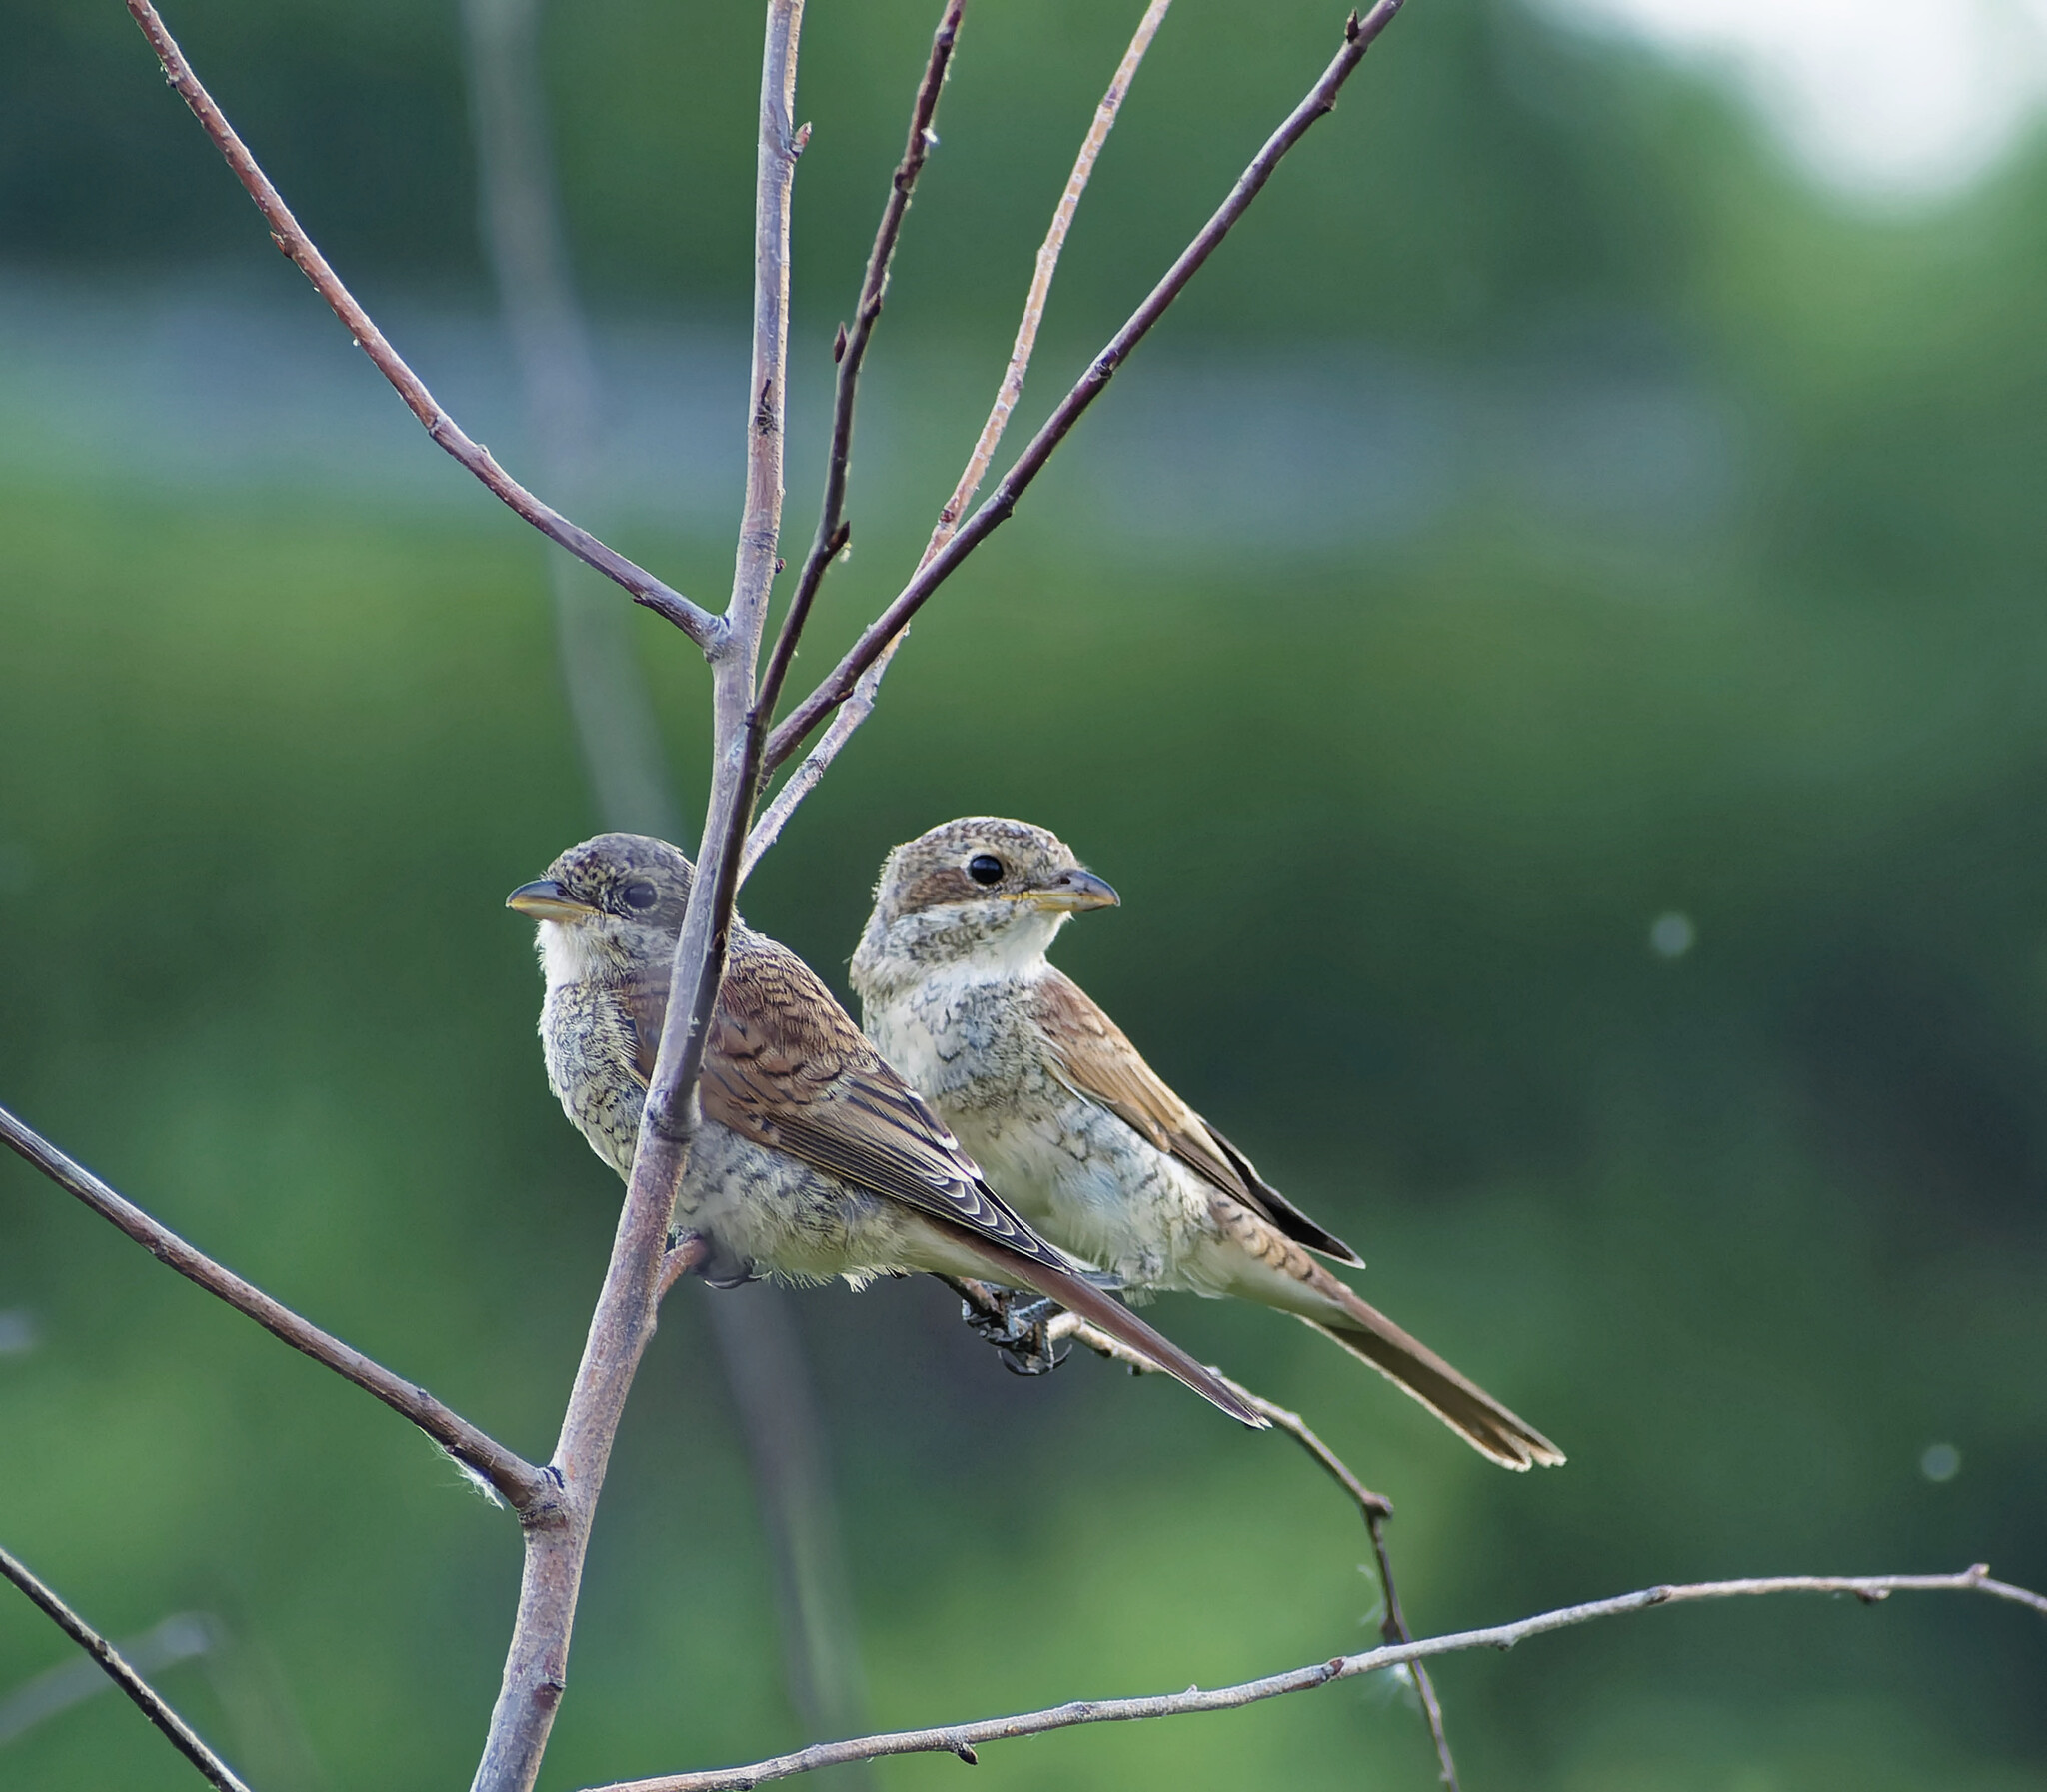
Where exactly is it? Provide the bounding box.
[1024,867,1119,913]
[506,878,598,921]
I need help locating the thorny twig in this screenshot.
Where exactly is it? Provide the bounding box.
[583,1566,2047,1792]
[0,1542,251,1792]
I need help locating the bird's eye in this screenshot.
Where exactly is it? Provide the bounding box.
[967,854,1005,886]
[621,881,659,911]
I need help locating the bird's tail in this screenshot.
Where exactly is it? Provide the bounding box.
[958,1235,1267,1430]
[1306,1273,1563,1470]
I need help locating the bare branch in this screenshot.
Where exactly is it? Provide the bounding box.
[585,1566,2045,1792]
[467,7,810,1789]
[752,0,968,741]
[119,0,720,652]
[1365,1505,1458,1790]
[762,0,1404,776]
[0,1101,550,1514]
[1046,1311,1456,1783]
[0,1543,251,1792]
[462,0,872,1755]
[745,0,1172,872]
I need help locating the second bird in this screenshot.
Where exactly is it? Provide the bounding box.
[852,817,1563,1470]
[509,831,1261,1428]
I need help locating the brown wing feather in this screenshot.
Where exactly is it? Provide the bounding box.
[627,932,1264,1428]
[629,929,1066,1270]
[1031,969,1364,1266]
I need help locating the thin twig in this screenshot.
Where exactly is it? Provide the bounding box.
[0,1101,550,1514]
[584,1566,2046,1792]
[119,0,719,652]
[744,0,1173,872]
[0,1543,251,1792]
[466,6,810,1790]
[1366,1508,1458,1789]
[761,1,1403,777]
[751,0,968,742]
[462,0,872,1757]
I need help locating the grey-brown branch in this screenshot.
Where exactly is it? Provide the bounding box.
[743,0,1173,876]
[1045,1309,1457,1787]
[583,1566,2046,1792]
[752,0,968,738]
[120,0,718,651]
[0,1541,251,1792]
[760,0,1404,774]
[0,1101,550,1513]
[466,6,809,1791]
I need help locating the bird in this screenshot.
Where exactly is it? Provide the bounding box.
[850,817,1564,1470]
[507,831,1263,1428]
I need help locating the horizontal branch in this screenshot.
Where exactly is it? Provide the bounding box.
[0,1101,552,1515]
[585,1566,2045,1792]
[761,0,1403,774]
[1048,1309,1457,1784]
[0,1541,250,1792]
[121,0,720,653]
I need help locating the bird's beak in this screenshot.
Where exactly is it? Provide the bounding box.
[506,878,598,921]
[1025,867,1120,912]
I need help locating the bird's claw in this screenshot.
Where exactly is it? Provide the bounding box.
[944,1277,1071,1376]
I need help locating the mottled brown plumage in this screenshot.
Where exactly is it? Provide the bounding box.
[852,817,1563,1470]
[510,832,1262,1427]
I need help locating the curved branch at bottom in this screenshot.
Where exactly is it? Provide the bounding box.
[582,1566,2045,1792]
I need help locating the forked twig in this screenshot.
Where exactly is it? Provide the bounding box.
[0,1543,250,1792]
[583,1566,2046,1792]
[0,1101,549,1514]
[1047,1310,1456,1784]
[744,0,1175,872]
[120,0,718,650]
[467,5,808,1789]
[752,0,969,740]
[760,1,1404,777]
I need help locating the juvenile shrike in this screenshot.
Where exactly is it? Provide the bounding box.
[851,818,1562,1470]
[510,832,1262,1428]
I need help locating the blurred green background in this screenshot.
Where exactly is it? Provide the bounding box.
[4,0,2046,1787]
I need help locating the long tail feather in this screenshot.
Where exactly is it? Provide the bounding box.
[1309,1283,1564,1470]
[959,1236,1267,1430]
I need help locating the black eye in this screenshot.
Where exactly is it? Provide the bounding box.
[967,854,1005,887]
[621,881,659,911]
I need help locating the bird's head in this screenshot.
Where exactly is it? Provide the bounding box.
[854,816,1117,990]
[507,833,695,983]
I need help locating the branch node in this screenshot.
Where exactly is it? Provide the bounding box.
[792,121,813,157]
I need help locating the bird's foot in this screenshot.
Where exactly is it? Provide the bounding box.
[662,1228,760,1293]
[940,1276,1071,1377]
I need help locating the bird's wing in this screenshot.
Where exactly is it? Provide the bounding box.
[629,931,1069,1271]
[1030,968,1365,1267]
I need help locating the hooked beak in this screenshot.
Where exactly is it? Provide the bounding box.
[1024,867,1120,913]
[506,878,598,921]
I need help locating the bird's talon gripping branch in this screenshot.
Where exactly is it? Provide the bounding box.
[942,1276,1070,1376]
